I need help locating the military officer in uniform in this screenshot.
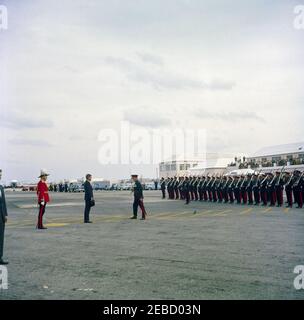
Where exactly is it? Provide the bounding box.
[234,176,242,204]
[211,177,218,202]
[36,169,50,229]
[293,171,303,209]
[222,176,229,203]
[217,176,223,203]
[201,176,208,201]
[267,173,277,206]
[178,177,185,200]
[183,176,190,205]
[227,176,235,203]
[260,173,268,206]
[198,176,204,201]
[84,174,94,223]
[0,169,8,265]
[206,176,213,201]
[167,177,173,199]
[240,175,247,205]
[160,177,166,199]
[284,172,294,208]
[252,174,261,205]
[275,171,284,207]
[130,174,147,220]
[173,176,179,199]
[246,174,254,205]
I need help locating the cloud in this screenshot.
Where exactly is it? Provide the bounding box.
[104,56,235,91]
[123,107,171,128]
[136,52,164,66]
[195,108,265,123]
[9,138,52,147]
[0,112,54,129]
[206,79,236,91]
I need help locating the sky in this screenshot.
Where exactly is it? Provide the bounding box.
[0,0,303,183]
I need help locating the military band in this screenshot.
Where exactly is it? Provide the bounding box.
[160,170,304,209]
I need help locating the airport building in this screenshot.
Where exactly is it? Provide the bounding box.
[159,154,235,178]
[159,156,204,178]
[188,157,235,175]
[247,142,304,167]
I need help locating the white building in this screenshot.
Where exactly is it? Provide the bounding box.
[188,157,234,175]
[248,142,304,166]
[159,155,204,178]
[159,154,234,177]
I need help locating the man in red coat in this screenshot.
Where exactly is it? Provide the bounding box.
[36,169,50,230]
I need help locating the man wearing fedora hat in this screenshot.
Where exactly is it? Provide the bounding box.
[0,169,8,265]
[36,169,50,229]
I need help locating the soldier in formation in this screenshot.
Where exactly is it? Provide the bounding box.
[160,170,304,209]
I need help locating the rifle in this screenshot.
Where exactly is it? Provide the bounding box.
[211,175,219,188]
[228,176,235,188]
[206,175,214,187]
[223,176,229,189]
[253,170,263,188]
[246,174,255,190]
[240,174,247,188]
[294,171,304,187]
[268,170,276,187]
[284,172,294,187]
[202,175,209,188]
[216,175,224,190]
[261,174,268,185]
[236,176,243,188]
[219,175,223,184]
[275,166,285,187]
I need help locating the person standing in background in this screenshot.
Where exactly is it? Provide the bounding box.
[84,174,94,223]
[154,179,158,191]
[0,169,8,265]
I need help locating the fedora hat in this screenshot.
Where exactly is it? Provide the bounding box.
[38,169,50,178]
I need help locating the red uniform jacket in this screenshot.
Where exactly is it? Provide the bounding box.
[37,181,50,203]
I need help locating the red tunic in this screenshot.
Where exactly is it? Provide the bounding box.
[37,181,50,203]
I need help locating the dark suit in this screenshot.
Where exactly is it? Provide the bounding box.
[0,185,8,260]
[84,181,94,223]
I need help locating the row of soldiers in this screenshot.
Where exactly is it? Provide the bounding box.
[160,170,304,208]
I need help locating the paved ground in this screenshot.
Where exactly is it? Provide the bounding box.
[0,190,304,300]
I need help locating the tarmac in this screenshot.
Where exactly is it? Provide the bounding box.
[1,190,304,300]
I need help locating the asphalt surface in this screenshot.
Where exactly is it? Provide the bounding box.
[1,190,304,300]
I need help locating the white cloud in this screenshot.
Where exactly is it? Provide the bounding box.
[0,112,54,129]
[9,138,52,147]
[104,56,235,91]
[123,106,171,128]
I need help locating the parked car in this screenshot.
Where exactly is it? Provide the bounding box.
[144,182,155,190]
[110,183,120,190]
[69,183,84,192]
[121,183,133,190]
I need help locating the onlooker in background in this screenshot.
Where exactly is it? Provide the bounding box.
[154,179,158,190]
